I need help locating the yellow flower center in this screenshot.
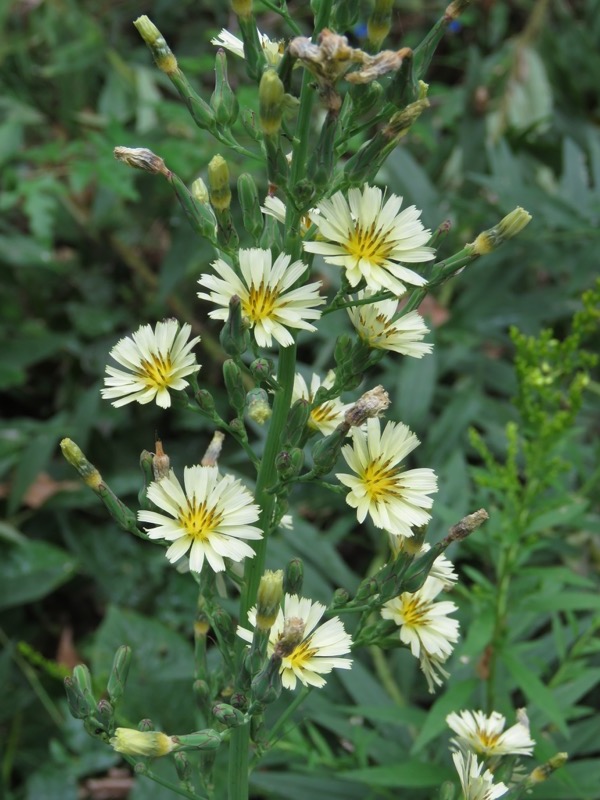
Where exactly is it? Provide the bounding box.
[244,282,278,322]
[310,401,338,427]
[476,730,501,750]
[178,501,223,540]
[346,224,393,266]
[139,354,173,389]
[286,637,317,670]
[399,594,428,627]
[361,458,400,500]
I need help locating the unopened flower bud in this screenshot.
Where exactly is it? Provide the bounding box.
[223,360,246,416]
[212,703,247,728]
[133,16,178,75]
[259,69,285,136]
[527,752,568,785]
[96,699,113,728]
[72,664,97,717]
[208,155,231,212]
[250,357,274,382]
[283,558,304,595]
[138,718,154,731]
[211,49,239,126]
[231,0,253,18]
[368,0,394,48]
[64,676,90,720]
[107,645,132,707]
[196,389,216,416]
[212,606,236,648]
[469,207,532,255]
[246,388,272,425]
[220,295,250,357]
[114,146,168,176]
[61,439,102,489]
[191,177,210,204]
[256,570,284,630]
[311,427,347,476]
[332,588,350,607]
[174,752,192,782]
[344,386,390,428]
[111,727,175,757]
[275,448,303,480]
[193,679,211,708]
[250,654,282,705]
[282,399,311,448]
[238,173,264,239]
[171,730,222,751]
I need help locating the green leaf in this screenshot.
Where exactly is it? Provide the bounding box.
[0,540,77,610]
[501,649,568,735]
[340,761,453,788]
[411,679,479,753]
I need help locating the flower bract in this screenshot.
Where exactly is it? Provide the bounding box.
[198,248,324,348]
[336,417,438,537]
[303,185,435,295]
[238,593,353,689]
[138,466,262,573]
[101,320,200,409]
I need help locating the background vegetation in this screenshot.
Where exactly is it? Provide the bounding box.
[1,0,598,798]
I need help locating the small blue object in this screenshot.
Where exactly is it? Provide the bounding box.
[448,20,462,33]
[353,22,368,38]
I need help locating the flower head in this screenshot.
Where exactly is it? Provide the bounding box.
[198,249,324,348]
[110,728,175,758]
[211,28,284,66]
[292,371,350,435]
[348,290,433,357]
[304,185,435,296]
[238,594,353,689]
[138,466,262,573]
[101,320,200,409]
[452,751,508,800]
[381,576,459,692]
[447,709,535,758]
[336,418,438,537]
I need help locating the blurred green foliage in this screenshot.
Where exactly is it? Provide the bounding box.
[1,0,599,798]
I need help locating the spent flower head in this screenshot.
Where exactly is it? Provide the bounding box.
[101,320,200,409]
[110,728,175,758]
[238,594,353,689]
[348,290,433,357]
[336,417,438,537]
[381,576,459,692]
[138,466,262,573]
[447,709,536,758]
[198,248,324,348]
[304,185,435,296]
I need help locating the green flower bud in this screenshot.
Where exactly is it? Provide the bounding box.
[212,703,247,728]
[208,155,232,212]
[223,358,246,417]
[138,450,154,510]
[438,782,456,800]
[174,752,192,782]
[250,654,283,706]
[238,173,264,240]
[168,172,217,241]
[250,357,274,383]
[311,427,347,476]
[246,388,272,425]
[283,558,304,595]
[256,570,284,630]
[220,295,249,357]
[275,448,304,481]
[259,69,285,136]
[193,679,211,711]
[138,718,154,731]
[240,108,261,141]
[334,334,353,370]
[64,676,90,720]
[332,588,350,607]
[469,207,532,255]
[195,389,217,416]
[107,645,132,708]
[282,399,310,448]
[229,417,248,442]
[211,49,239,126]
[73,664,97,717]
[231,0,252,18]
[355,576,378,602]
[96,699,114,729]
[212,606,236,648]
[134,16,178,75]
[172,730,222,751]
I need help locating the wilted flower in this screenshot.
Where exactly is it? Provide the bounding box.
[211,28,284,66]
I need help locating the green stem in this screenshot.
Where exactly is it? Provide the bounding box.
[256,0,302,34]
[265,686,311,747]
[124,755,206,800]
